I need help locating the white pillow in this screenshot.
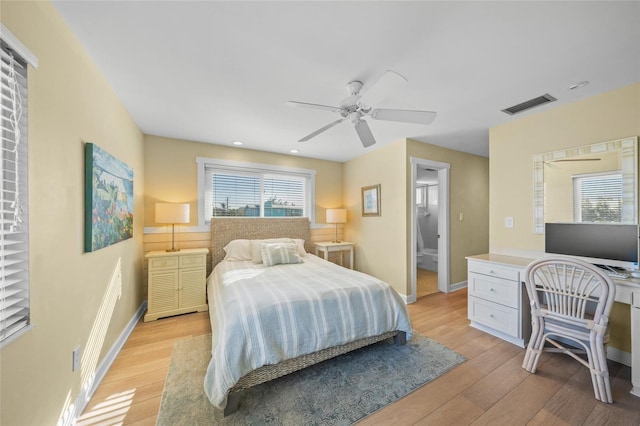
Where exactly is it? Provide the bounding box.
[251,238,296,263]
[293,239,307,257]
[223,239,253,261]
[260,242,303,267]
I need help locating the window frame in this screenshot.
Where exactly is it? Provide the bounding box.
[1,24,37,348]
[196,157,316,227]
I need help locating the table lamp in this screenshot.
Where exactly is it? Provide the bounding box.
[326,208,346,243]
[156,203,190,252]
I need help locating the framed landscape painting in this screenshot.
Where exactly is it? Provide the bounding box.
[85,143,134,252]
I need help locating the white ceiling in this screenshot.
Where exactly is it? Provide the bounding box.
[52,1,640,162]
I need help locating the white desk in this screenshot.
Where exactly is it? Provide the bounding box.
[467,254,640,397]
[315,241,354,269]
[613,277,640,397]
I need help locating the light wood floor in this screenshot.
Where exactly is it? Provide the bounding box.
[79,289,639,425]
[416,268,438,298]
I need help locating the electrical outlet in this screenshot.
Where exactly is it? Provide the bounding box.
[505,217,514,228]
[72,345,81,372]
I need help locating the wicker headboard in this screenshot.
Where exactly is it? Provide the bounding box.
[210,217,313,267]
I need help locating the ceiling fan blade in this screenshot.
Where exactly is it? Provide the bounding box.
[353,119,376,148]
[299,118,345,142]
[358,70,408,107]
[370,108,437,125]
[548,158,601,162]
[286,101,342,114]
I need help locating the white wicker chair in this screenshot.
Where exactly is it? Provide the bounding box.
[522,257,616,403]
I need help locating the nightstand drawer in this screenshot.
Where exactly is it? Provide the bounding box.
[468,272,520,308]
[468,261,520,282]
[180,254,206,268]
[149,256,179,270]
[468,296,519,338]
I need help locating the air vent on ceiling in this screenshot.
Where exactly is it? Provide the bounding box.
[501,93,557,115]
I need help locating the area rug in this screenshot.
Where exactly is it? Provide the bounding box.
[157,332,465,425]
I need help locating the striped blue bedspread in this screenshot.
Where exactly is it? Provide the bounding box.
[203,254,413,409]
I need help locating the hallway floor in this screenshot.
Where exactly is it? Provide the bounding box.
[417,268,438,297]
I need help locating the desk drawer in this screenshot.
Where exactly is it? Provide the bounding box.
[468,261,520,282]
[468,296,519,338]
[468,272,520,308]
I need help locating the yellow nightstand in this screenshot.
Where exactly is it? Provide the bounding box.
[315,242,354,269]
[144,248,209,321]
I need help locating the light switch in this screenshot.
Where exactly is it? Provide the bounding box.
[459,212,464,222]
[505,217,514,228]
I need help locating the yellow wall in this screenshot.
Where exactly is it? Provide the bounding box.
[144,134,343,228]
[343,140,409,294]
[489,82,640,352]
[342,138,490,296]
[1,2,145,425]
[143,134,345,286]
[406,139,490,288]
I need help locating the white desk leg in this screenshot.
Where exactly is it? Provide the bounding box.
[631,291,640,397]
[323,249,329,261]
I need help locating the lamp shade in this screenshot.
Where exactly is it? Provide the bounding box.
[326,208,346,224]
[156,203,190,224]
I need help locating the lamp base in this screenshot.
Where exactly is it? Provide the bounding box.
[166,224,181,252]
[332,223,342,244]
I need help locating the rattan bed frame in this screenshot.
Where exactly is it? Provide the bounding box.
[209,217,406,416]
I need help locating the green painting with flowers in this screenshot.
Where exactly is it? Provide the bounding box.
[85,143,134,252]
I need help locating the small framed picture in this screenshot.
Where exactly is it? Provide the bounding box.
[361,184,381,217]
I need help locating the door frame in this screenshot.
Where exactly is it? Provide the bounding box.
[410,157,450,301]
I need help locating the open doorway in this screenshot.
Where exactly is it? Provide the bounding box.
[410,157,450,302]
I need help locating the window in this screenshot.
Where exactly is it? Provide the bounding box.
[1,27,36,347]
[573,172,623,223]
[197,157,316,225]
[416,186,426,207]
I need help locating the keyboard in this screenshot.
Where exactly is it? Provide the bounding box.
[594,264,631,279]
[605,270,631,279]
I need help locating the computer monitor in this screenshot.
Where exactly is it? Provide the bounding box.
[545,223,639,269]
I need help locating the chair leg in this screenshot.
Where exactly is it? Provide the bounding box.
[591,337,613,403]
[523,320,545,373]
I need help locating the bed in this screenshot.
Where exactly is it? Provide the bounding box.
[203,218,413,415]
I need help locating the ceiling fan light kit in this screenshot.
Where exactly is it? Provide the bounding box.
[288,70,437,148]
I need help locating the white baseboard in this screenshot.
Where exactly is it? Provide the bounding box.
[607,346,632,367]
[58,301,147,426]
[449,280,467,292]
[403,293,417,304]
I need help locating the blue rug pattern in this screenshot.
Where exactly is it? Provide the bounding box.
[157,332,465,425]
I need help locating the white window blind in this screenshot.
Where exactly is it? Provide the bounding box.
[211,172,261,216]
[207,169,306,218]
[573,173,622,223]
[1,39,30,346]
[197,158,315,224]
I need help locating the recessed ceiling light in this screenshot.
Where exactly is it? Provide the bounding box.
[568,81,589,90]
[290,149,299,154]
[232,141,243,146]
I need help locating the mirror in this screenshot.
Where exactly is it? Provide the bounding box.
[533,136,637,234]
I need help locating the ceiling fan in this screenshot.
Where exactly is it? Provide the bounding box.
[544,158,601,169]
[286,70,437,148]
